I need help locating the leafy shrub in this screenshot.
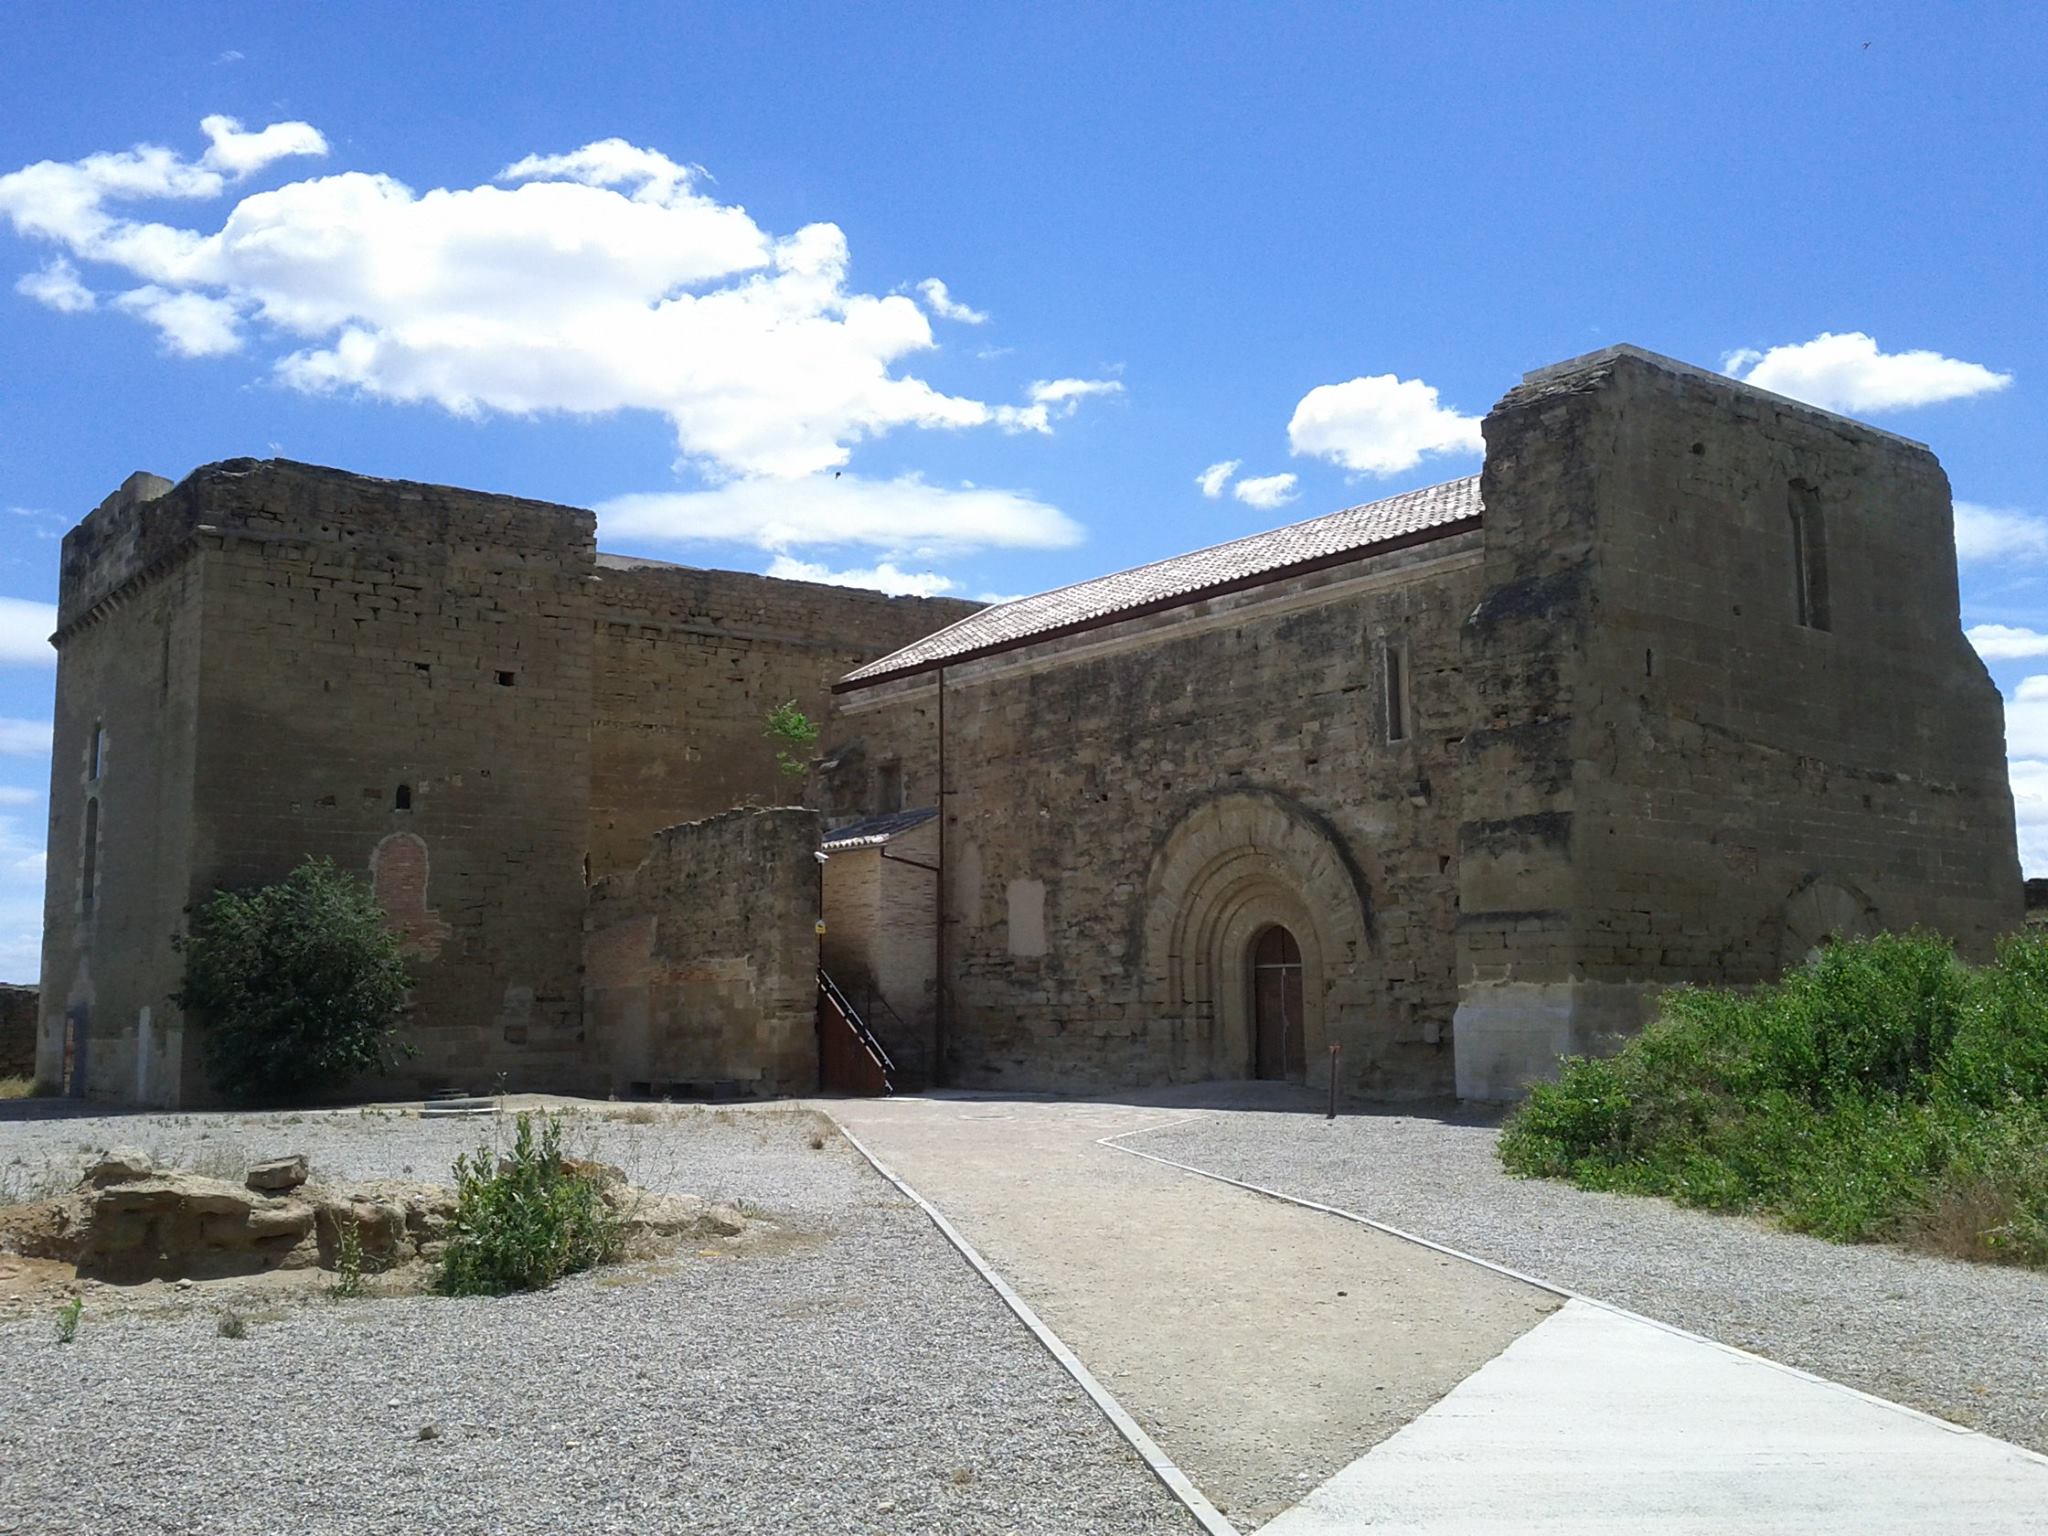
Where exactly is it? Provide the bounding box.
[763,699,819,780]
[1498,930,2048,1265]
[175,857,413,1104]
[436,1112,622,1297]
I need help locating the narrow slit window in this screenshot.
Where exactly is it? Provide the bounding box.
[1789,481,1831,631]
[1382,639,1409,744]
[89,724,104,780]
[81,797,99,909]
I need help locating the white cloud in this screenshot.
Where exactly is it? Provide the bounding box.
[916,278,987,325]
[196,114,328,178]
[0,598,56,664]
[2011,757,2048,877]
[0,806,43,982]
[1288,373,1483,477]
[1723,332,2011,415]
[997,377,1124,435]
[114,284,242,356]
[1954,502,2048,565]
[0,719,51,757]
[1968,624,2048,662]
[2007,677,2048,759]
[1195,459,1239,499]
[0,787,36,807]
[1233,472,1299,510]
[0,121,1112,482]
[597,471,1082,555]
[15,256,94,312]
[764,556,957,597]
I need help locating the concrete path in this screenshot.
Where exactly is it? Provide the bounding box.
[829,1094,1557,1527]
[1264,1299,2048,1535]
[832,1091,2048,1534]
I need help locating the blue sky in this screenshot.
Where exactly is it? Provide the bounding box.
[0,3,2044,979]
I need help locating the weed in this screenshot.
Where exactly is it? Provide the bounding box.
[611,1105,660,1126]
[436,1111,623,1296]
[54,1296,82,1344]
[332,1217,368,1299]
[217,1307,249,1339]
[0,1074,39,1100]
[807,1130,827,1151]
[1500,930,2048,1266]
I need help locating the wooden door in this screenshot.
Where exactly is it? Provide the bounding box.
[1251,926,1305,1081]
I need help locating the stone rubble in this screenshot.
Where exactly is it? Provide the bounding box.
[1,1148,754,1286]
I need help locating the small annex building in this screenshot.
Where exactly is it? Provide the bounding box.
[35,344,2025,1107]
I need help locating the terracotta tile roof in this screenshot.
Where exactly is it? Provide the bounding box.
[838,475,1481,689]
[822,806,938,849]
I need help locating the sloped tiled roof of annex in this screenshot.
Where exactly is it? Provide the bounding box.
[821,806,938,849]
[837,475,1481,689]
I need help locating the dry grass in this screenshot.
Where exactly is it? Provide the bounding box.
[1899,1174,2046,1267]
[0,1075,38,1100]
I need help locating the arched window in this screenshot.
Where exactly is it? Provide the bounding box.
[394,784,412,812]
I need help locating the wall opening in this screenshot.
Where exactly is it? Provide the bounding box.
[90,723,105,780]
[81,796,100,911]
[876,760,904,814]
[1789,480,1831,631]
[394,784,413,812]
[1382,638,1409,743]
[1250,924,1306,1081]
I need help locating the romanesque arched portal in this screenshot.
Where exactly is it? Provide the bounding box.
[1139,790,1374,1084]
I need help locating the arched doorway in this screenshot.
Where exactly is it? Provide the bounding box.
[1250,925,1305,1081]
[1139,790,1375,1085]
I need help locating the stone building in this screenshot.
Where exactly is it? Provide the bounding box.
[35,344,2025,1107]
[822,346,2022,1100]
[38,459,971,1105]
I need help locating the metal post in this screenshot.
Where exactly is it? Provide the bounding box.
[1327,1043,1341,1120]
[934,665,948,1087]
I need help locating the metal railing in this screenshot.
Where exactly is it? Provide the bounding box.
[818,968,897,1092]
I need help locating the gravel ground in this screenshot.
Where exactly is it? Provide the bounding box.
[1129,1100,2048,1455]
[0,1101,1195,1536]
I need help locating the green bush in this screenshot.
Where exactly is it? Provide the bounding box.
[436,1112,623,1297]
[175,857,413,1103]
[1498,930,2048,1265]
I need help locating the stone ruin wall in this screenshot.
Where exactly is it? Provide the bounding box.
[829,536,1487,1100]
[588,559,975,876]
[585,806,822,1097]
[0,984,36,1078]
[1452,350,2023,1097]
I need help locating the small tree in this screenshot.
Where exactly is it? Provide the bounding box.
[175,857,413,1103]
[764,699,819,780]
